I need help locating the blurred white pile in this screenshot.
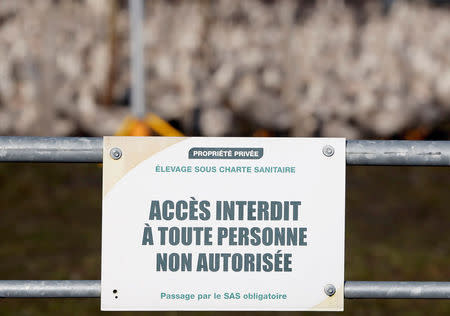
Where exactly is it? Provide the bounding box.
[0,0,449,137]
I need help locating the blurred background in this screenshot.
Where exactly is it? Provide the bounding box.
[0,0,449,315]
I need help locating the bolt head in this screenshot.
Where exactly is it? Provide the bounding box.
[110,147,122,160]
[322,145,335,157]
[324,284,336,296]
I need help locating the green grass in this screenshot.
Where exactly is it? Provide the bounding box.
[0,164,448,315]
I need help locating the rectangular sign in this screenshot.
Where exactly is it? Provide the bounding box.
[101,137,345,311]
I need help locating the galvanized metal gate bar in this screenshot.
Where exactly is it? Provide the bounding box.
[0,281,449,299]
[0,137,102,163]
[346,140,450,166]
[0,136,449,166]
[0,280,99,298]
[344,281,450,299]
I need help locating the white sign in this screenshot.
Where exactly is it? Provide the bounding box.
[101,137,345,311]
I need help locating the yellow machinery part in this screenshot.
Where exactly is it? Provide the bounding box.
[144,113,184,137]
[115,114,183,137]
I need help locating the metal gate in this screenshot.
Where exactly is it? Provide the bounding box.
[0,136,449,299]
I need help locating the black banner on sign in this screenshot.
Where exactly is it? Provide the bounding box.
[188,147,264,159]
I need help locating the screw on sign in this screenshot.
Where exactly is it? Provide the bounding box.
[324,284,336,296]
[110,148,122,160]
[322,145,335,157]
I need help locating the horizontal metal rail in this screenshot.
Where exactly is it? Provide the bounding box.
[346,140,450,166]
[0,281,449,299]
[0,280,99,298]
[0,137,102,163]
[0,137,449,166]
[344,281,450,299]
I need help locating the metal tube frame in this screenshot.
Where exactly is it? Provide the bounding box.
[0,136,449,166]
[0,281,449,299]
[0,136,448,300]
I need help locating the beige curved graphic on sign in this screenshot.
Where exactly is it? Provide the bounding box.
[102,136,187,197]
[311,286,343,311]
